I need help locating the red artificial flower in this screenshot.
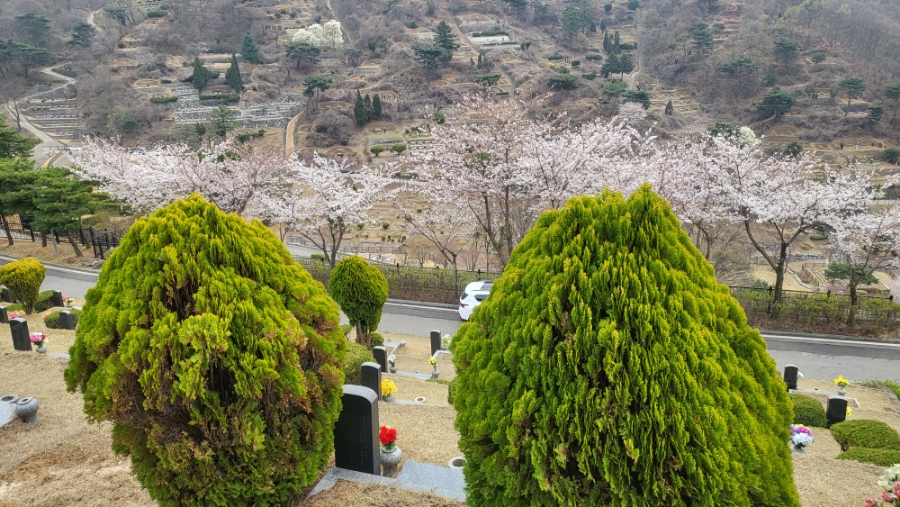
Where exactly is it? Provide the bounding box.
[379,425,397,446]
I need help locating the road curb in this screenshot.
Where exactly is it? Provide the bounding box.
[387,299,457,310]
[759,329,900,345]
[0,253,101,276]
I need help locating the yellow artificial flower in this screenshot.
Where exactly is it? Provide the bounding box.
[381,379,398,397]
[846,407,853,417]
[833,375,849,388]
[428,357,437,366]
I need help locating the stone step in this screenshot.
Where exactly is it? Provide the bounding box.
[307,462,465,502]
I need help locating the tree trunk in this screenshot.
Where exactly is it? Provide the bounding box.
[1,215,13,246]
[355,322,370,349]
[773,243,789,307]
[848,282,857,327]
[68,233,83,257]
[40,231,47,247]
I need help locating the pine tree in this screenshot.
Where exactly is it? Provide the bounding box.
[192,56,209,90]
[241,32,260,63]
[372,94,382,118]
[665,99,674,115]
[364,93,373,116]
[452,187,800,507]
[477,53,483,69]
[225,53,244,93]
[434,20,459,60]
[65,195,345,506]
[354,90,369,126]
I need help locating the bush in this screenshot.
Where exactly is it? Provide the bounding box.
[883,148,900,165]
[150,95,178,103]
[548,54,563,61]
[790,394,827,427]
[329,256,388,349]
[838,447,900,466]
[447,377,457,404]
[0,258,46,314]
[64,195,345,506]
[310,253,326,262]
[452,186,799,506]
[343,342,376,385]
[585,54,602,61]
[3,303,24,312]
[582,73,597,80]
[830,420,900,451]
[811,52,827,63]
[370,331,384,347]
[33,290,57,312]
[44,309,81,329]
[341,323,353,336]
[146,10,167,17]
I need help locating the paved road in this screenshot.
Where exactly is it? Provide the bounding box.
[4,256,898,382]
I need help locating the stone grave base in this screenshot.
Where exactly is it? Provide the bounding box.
[307,462,465,502]
[791,387,861,408]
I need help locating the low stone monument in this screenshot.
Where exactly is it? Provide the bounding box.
[10,318,31,351]
[783,364,799,391]
[0,306,7,324]
[51,290,64,308]
[826,396,848,426]
[372,346,387,373]
[0,286,12,303]
[59,311,76,330]
[333,385,380,475]
[430,330,441,356]
[361,362,382,401]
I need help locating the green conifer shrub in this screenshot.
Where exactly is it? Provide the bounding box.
[452,186,799,507]
[0,258,46,314]
[33,290,57,312]
[328,256,388,349]
[837,448,900,466]
[64,195,345,506]
[789,393,827,427]
[343,342,377,384]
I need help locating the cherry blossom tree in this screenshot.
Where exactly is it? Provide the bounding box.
[275,154,396,268]
[824,204,900,307]
[76,137,294,218]
[394,195,472,288]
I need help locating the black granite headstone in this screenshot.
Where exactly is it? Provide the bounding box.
[59,311,76,330]
[0,286,12,303]
[372,346,387,373]
[826,396,848,426]
[361,362,382,401]
[51,290,64,308]
[783,364,799,391]
[430,330,441,356]
[333,384,380,475]
[10,318,31,351]
[0,306,7,324]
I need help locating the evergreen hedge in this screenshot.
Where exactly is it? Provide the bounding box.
[329,256,388,349]
[0,258,45,314]
[837,447,900,466]
[343,342,376,385]
[64,195,345,506]
[789,393,827,427]
[830,420,900,451]
[452,186,799,506]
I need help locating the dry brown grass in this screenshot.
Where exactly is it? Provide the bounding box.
[0,242,88,267]
[302,480,465,506]
[385,332,456,381]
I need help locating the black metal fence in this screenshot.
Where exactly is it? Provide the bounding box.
[0,214,123,259]
[297,258,501,305]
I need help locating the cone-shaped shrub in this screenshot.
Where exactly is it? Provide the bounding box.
[452,186,799,507]
[329,255,388,349]
[0,257,45,313]
[64,194,345,506]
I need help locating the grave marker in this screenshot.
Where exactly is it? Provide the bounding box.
[10,318,31,351]
[0,306,7,324]
[59,311,76,330]
[783,364,798,391]
[51,290,64,308]
[361,362,382,400]
[333,384,380,475]
[826,396,848,426]
[0,286,12,303]
[373,346,387,373]
[430,330,441,355]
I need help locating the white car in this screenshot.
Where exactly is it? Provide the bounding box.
[459,280,493,321]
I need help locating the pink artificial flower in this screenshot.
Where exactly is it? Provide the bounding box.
[894,481,900,498]
[865,497,879,507]
[883,491,895,502]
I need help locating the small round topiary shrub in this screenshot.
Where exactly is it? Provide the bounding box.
[0,258,45,314]
[837,447,900,467]
[830,420,900,452]
[371,331,384,347]
[452,187,799,507]
[790,394,827,427]
[329,256,388,349]
[343,342,376,385]
[64,195,345,506]
[43,309,81,329]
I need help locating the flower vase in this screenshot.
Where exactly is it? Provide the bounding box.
[384,393,395,402]
[389,365,397,374]
[36,344,47,354]
[15,397,40,423]
[838,386,847,396]
[431,370,439,379]
[792,444,805,453]
[380,445,402,476]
